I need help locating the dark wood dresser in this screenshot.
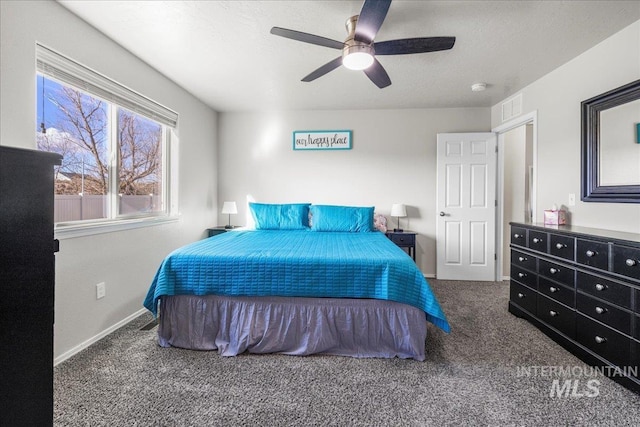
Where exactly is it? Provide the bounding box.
[0,146,62,425]
[509,222,639,393]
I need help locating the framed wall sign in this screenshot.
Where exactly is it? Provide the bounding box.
[293,130,352,150]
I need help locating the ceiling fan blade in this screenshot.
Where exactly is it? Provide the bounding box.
[301,56,344,82]
[271,27,344,50]
[363,59,391,88]
[354,0,392,44]
[374,37,456,55]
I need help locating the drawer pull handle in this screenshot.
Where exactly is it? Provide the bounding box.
[533,238,542,244]
[555,243,566,249]
[517,293,525,298]
[549,268,558,274]
[549,310,558,317]
[595,283,606,291]
[549,287,558,293]
[518,256,526,262]
[626,259,637,267]
[595,306,606,314]
[594,336,606,344]
[586,250,596,257]
[514,233,522,239]
[518,272,527,278]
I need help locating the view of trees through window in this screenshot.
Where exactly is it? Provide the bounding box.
[37,75,165,222]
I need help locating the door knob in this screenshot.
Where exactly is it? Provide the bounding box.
[439,212,446,216]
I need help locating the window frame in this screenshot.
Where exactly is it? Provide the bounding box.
[36,44,179,239]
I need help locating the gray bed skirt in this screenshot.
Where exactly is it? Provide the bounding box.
[158,295,428,361]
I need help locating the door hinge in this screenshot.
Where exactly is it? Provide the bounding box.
[495,253,497,260]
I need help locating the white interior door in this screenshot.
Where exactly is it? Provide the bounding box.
[436,133,497,281]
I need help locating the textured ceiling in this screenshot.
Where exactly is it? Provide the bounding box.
[58,0,640,112]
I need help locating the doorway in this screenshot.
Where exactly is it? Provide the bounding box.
[493,111,538,281]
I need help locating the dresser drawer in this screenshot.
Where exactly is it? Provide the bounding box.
[511,250,536,272]
[511,265,537,289]
[510,281,537,315]
[576,239,609,271]
[537,295,575,339]
[528,231,547,253]
[613,245,640,280]
[576,292,632,336]
[550,234,575,261]
[576,272,632,310]
[576,314,631,369]
[539,259,575,287]
[388,233,415,247]
[539,277,575,308]
[511,226,527,246]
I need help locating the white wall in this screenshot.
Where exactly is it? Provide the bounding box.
[218,108,490,274]
[491,20,640,233]
[0,0,218,361]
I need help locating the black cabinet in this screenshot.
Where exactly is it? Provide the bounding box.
[509,222,640,394]
[0,146,62,425]
[207,226,229,238]
[385,230,417,261]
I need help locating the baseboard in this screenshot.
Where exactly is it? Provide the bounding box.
[54,308,147,366]
[424,274,507,281]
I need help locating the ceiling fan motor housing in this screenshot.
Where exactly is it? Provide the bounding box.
[342,15,375,70]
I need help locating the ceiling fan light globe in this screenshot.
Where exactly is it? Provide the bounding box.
[343,52,374,70]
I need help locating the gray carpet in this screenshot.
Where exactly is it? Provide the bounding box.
[54,280,640,426]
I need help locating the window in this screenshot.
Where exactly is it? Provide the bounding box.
[35,44,178,230]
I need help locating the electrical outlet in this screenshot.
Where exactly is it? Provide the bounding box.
[96,282,106,299]
[568,193,576,206]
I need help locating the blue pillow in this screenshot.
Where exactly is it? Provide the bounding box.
[309,205,375,232]
[249,203,310,230]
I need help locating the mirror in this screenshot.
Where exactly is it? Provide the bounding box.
[581,79,640,203]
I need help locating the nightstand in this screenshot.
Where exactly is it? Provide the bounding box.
[207,226,230,237]
[385,230,417,261]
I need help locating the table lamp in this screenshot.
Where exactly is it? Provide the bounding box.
[221,201,237,229]
[390,203,406,232]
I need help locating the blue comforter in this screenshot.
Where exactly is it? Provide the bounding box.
[143,230,450,333]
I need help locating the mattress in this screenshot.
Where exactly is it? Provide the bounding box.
[144,230,450,333]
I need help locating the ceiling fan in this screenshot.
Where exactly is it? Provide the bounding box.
[270,0,456,89]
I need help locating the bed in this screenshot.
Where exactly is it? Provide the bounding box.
[143,203,450,360]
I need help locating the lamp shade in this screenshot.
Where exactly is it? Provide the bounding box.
[390,204,407,217]
[221,201,237,215]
